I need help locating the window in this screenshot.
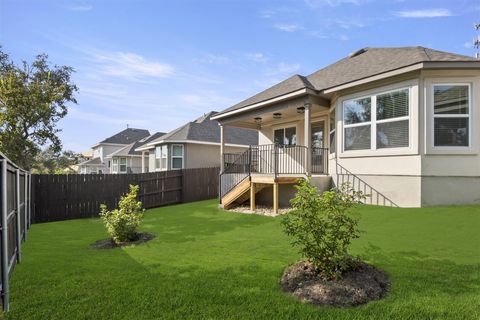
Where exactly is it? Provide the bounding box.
[329,110,336,154]
[433,84,470,147]
[155,145,168,170]
[119,157,127,173]
[171,144,184,169]
[376,89,409,149]
[108,160,111,168]
[274,127,296,146]
[343,88,410,152]
[112,159,118,172]
[343,97,371,151]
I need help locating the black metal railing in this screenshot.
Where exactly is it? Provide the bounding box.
[335,163,399,207]
[219,150,251,198]
[220,145,329,198]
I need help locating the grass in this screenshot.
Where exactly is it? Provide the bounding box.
[5,200,480,319]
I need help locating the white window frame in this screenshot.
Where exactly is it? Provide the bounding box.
[171,144,184,170]
[342,94,373,152]
[155,145,168,171]
[339,81,417,158]
[119,157,127,173]
[432,83,471,149]
[329,107,336,156]
[112,158,118,173]
[273,126,297,147]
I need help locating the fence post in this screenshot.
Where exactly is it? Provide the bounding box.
[23,172,27,241]
[1,160,9,312]
[28,173,32,228]
[15,169,21,263]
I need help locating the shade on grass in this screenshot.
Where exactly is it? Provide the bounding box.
[6,200,480,319]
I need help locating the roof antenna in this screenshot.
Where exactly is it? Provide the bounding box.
[474,23,480,59]
[127,124,129,129]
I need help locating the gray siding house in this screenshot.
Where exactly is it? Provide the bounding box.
[77,128,151,174]
[135,112,258,172]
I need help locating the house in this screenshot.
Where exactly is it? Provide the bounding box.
[106,132,165,173]
[135,111,258,172]
[77,128,151,174]
[212,47,480,210]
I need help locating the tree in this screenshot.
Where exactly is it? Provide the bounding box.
[31,147,86,174]
[0,47,78,169]
[282,180,365,280]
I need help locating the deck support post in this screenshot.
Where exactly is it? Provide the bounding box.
[304,102,312,176]
[273,182,279,214]
[250,182,255,212]
[220,124,225,172]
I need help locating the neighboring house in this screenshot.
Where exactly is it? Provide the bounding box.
[106,132,165,174]
[212,47,480,209]
[135,111,258,172]
[77,128,150,174]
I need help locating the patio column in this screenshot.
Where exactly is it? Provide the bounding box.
[141,151,146,173]
[220,124,225,172]
[304,103,312,176]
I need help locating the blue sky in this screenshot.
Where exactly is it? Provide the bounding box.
[1,0,479,152]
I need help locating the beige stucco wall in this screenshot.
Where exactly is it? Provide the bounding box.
[251,69,480,207]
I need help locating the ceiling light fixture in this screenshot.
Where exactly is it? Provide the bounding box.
[273,112,282,119]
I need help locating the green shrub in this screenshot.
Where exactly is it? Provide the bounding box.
[100,184,145,243]
[282,180,365,280]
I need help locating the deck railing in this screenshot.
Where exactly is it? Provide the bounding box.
[220,145,329,198]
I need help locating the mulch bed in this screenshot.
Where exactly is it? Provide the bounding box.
[90,232,155,249]
[280,260,390,307]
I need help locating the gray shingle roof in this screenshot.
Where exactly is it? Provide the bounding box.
[78,157,102,166]
[146,111,258,146]
[109,132,168,156]
[215,46,478,117]
[100,128,150,144]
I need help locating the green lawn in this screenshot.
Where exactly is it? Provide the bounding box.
[5,200,480,320]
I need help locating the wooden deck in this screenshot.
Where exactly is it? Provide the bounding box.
[221,174,305,212]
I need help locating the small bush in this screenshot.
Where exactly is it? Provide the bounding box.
[282,180,365,280]
[100,184,145,243]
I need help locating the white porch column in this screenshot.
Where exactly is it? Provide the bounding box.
[141,151,146,173]
[304,103,312,176]
[220,124,225,172]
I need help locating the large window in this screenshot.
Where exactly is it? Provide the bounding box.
[155,145,168,170]
[433,84,470,147]
[274,127,296,146]
[119,157,127,173]
[343,88,410,152]
[171,144,184,169]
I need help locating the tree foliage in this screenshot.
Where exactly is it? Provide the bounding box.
[31,147,86,174]
[282,180,365,280]
[100,185,145,244]
[0,47,78,169]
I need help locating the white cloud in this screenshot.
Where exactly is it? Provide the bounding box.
[70,4,93,11]
[246,52,269,62]
[273,24,303,32]
[333,19,365,29]
[305,0,365,8]
[394,8,452,18]
[69,106,147,126]
[91,51,174,80]
[266,62,301,76]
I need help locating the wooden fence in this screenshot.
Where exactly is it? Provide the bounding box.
[32,167,219,223]
[0,152,31,312]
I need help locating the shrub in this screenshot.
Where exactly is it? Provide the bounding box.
[282,180,365,280]
[100,184,144,243]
